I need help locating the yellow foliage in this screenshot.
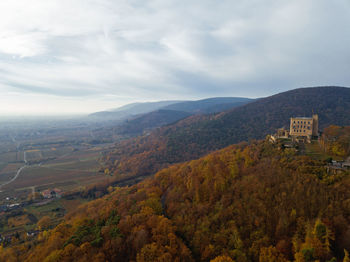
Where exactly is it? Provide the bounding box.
[7,214,31,227]
[259,246,289,262]
[43,250,62,262]
[210,255,235,262]
[37,216,52,230]
[136,242,160,262]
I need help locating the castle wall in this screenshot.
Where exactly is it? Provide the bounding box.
[290,117,314,136]
[289,114,318,138]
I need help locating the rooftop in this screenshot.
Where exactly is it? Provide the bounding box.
[290,117,313,119]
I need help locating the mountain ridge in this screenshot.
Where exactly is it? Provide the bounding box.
[105,86,350,178]
[89,97,253,119]
[113,98,253,136]
[161,97,253,114]
[89,100,183,119]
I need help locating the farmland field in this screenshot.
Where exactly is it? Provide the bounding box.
[0,146,112,200]
[0,117,120,203]
[0,117,123,235]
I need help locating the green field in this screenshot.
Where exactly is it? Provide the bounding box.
[25,200,63,218]
[0,162,8,171]
[0,151,22,163]
[0,197,89,236]
[305,140,343,161]
[25,146,75,162]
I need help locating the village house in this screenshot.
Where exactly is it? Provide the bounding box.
[26,230,40,237]
[41,188,62,199]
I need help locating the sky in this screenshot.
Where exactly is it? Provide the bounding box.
[0,0,349,116]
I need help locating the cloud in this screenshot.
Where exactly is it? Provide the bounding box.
[0,0,349,115]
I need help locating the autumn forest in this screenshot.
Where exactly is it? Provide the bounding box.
[1,129,350,261]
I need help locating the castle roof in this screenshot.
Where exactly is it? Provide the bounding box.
[291,117,313,119]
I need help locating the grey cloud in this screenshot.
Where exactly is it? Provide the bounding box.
[0,0,349,114]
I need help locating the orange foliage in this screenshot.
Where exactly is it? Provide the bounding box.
[2,140,350,261]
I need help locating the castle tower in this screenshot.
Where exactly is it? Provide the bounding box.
[312,114,318,136]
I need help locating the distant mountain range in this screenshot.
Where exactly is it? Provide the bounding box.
[104,86,350,178]
[89,97,252,118]
[89,100,183,119]
[112,97,253,136]
[90,97,253,136]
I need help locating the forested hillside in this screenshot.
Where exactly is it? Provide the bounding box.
[115,110,192,136]
[105,86,350,179]
[3,139,350,261]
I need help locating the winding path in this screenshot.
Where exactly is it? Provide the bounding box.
[0,149,27,190]
[0,165,26,190]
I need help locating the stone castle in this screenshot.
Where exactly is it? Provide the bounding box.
[289,114,318,138]
[272,114,319,143]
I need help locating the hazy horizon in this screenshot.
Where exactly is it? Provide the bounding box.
[1,0,350,115]
[0,94,258,117]
[1,85,349,117]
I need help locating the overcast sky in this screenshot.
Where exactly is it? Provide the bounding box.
[0,0,349,115]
